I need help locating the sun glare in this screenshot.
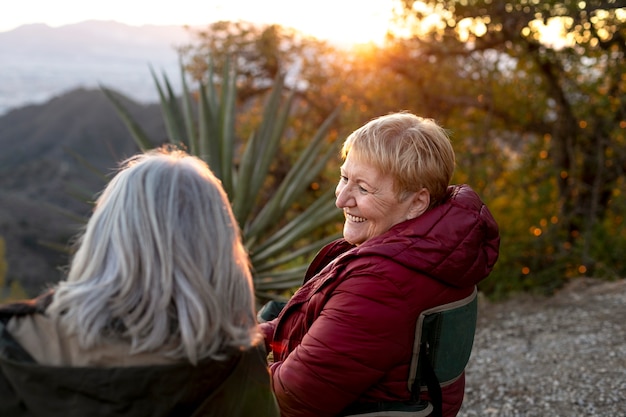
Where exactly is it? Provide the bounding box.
[531,17,574,49]
[212,0,395,46]
[1,0,395,46]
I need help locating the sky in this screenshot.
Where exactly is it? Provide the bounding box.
[0,0,396,45]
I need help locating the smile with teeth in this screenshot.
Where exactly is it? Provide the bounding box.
[346,213,366,223]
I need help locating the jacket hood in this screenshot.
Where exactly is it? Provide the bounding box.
[354,184,500,288]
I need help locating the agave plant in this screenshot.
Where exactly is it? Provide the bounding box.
[102,61,343,300]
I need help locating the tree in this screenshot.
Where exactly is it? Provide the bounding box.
[178,21,409,134]
[388,0,626,292]
[179,22,335,119]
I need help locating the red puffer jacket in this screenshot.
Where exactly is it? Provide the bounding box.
[260,184,500,417]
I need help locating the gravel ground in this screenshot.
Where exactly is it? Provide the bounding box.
[458,278,626,417]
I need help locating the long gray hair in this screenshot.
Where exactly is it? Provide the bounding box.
[47,147,258,364]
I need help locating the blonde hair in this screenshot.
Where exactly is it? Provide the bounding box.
[341,112,455,206]
[47,147,258,364]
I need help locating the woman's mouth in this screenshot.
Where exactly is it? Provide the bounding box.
[346,213,366,223]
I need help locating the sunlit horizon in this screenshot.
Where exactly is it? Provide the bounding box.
[0,0,396,46]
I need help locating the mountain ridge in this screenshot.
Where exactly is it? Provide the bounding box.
[0,87,165,294]
[0,20,195,115]
[0,20,193,56]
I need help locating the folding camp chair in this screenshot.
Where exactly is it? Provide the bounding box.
[343,287,478,417]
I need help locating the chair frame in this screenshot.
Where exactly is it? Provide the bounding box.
[408,287,478,416]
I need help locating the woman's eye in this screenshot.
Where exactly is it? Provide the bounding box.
[339,175,368,194]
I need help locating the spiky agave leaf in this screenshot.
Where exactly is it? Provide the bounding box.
[217,61,237,196]
[231,76,291,226]
[250,188,341,265]
[245,107,342,242]
[179,60,198,155]
[63,146,109,183]
[100,86,154,151]
[149,66,187,146]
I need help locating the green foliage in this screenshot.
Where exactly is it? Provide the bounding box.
[180,22,336,114]
[102,61,343,301]
[386,0,626,297]
[90,6,625,301]
[0,237,28,303]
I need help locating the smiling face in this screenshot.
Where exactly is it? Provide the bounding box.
[335,153,430,245]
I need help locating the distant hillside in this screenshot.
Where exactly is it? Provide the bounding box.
[0,20,195,115]
[0,20,191,56]
[0,88,165,294]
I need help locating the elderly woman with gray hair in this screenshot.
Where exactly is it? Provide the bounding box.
[0,147,279,417]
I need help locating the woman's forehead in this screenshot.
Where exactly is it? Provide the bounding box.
[342,155,389,182]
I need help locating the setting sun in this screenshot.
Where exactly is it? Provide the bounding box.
[0,0,395,46]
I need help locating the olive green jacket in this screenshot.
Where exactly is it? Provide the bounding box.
[0,294,279,417]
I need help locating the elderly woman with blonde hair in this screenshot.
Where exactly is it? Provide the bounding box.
[260,112,500,417]
[0,147,279,417]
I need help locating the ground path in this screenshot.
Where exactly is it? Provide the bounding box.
[459,278,626,417]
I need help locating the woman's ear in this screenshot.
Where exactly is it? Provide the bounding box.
[407,188,430,220]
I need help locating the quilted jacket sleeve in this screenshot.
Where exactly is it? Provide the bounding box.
[259,320,277,354]
[269,270,417,417]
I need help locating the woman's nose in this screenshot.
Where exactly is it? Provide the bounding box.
[335,182,352,208]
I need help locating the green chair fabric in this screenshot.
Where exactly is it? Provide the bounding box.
[342,288,479,417]
[406,287,478,417]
